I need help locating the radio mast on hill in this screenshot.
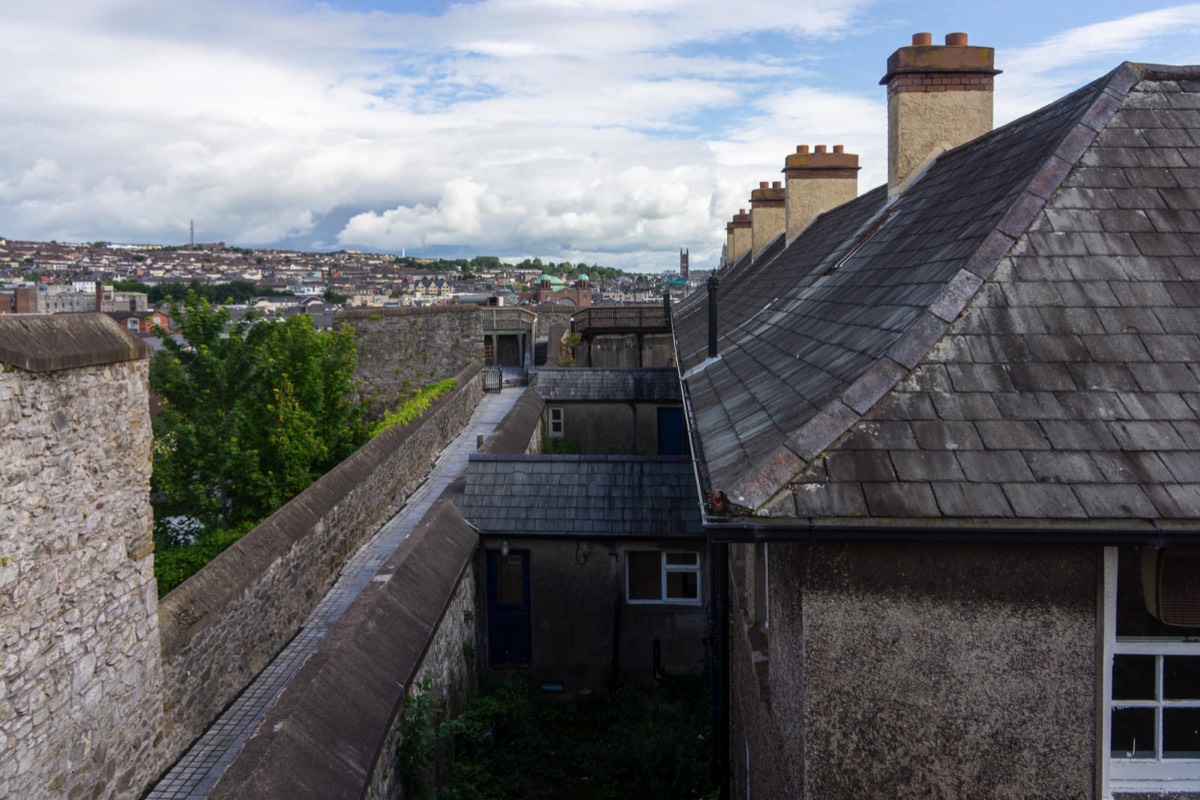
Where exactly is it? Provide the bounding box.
[189,219,195,248]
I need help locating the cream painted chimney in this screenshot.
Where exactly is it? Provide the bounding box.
[783,144,860,242]
[882,32,1000,197]
[728,208,752,265]
[750,181,785,260]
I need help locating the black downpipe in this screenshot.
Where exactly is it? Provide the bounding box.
[610,597,622,689]
[710,540,730,797]
[707,275,720,359]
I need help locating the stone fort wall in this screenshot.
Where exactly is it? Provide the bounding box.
[336,306,484,420]
[0,315,168,800]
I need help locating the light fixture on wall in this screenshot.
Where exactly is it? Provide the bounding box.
[500,539,510,557]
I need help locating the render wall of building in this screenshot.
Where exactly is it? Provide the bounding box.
[0,317,168,799]
[337,306,483,419]
[577,333,675,368]
[480,539,708,689]
[730,542,1098,799]
[157,362,484,763]
[547,401,679,454]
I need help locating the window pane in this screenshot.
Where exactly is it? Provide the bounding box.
[665,552,698,567]
[628,552,661,601]
[1165,708,1200,758]
[1113,654,1157,701]
[1165,656,1200,700]
[666,570,698,601]
[1112,707,1157,759]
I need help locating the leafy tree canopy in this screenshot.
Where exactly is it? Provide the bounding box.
[149,292,368,528]
[113,279,292,305]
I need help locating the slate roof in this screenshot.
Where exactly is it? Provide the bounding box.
[459,455,703,536]
[675,63,1200,530]
[535,367,682,403]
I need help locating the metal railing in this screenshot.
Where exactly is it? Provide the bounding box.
[481,307,536,332]
[571,305,669,335]
[482,366,503,393]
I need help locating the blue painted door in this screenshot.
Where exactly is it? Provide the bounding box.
[658,406,686,455]
[486,549,531,666]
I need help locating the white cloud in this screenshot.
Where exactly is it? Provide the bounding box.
[3,0,1198,271]
[996,4,1200,123]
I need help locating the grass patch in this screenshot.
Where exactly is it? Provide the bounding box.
[371,378,457,437]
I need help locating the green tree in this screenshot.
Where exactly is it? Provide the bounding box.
[150,293,367,527]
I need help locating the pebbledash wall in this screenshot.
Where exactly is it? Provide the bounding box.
[157,358,484,764]
[336,305,484,419]
[0,315,167,800]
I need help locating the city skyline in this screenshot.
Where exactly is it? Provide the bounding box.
[3,0,1200,271]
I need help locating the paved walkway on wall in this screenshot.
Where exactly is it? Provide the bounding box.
[147,387,522,800]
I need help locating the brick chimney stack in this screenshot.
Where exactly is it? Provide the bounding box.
[783,144,860,241]
[749,181,785,260]
[727,208,752,266]
[881,32,1000,197]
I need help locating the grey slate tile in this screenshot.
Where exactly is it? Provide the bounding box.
[1074,485,1159,518]
[1042,420,1120,450]
[1146,484,1200,518]
[891,451,966,482]
[1002,483,1088,518]
[862,482,940,517]
[930,482,1014,517]
[791,482,868,516]
[1109,420,1188,451]
[1025,451,1104,484]
[957,451,1036,483]
[945,364,1016,393]
[975,421,1051,451]
[1091,451,1174,484]
[1129,362,1200,391]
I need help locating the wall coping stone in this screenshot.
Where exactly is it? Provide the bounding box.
[478,385,544,455]
[0,313,151,372]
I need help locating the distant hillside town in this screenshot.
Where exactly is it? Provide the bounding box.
[0,238,707,327]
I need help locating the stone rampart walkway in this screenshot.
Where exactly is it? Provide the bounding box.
[147,387,521,799]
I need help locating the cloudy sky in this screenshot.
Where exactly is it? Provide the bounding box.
[3,1,1200,272]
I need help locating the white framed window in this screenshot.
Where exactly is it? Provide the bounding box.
[548,407,564,438]
[126,318,139,330]
[626,551,701,605]
[1104,546,1200,795]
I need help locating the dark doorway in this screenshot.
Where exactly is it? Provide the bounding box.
[496,335,522,367]
[658,406,686,455]
[486,549,532,666]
